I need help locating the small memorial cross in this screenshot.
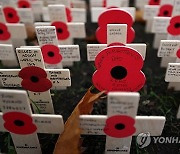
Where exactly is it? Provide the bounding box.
[35,25,81,68]
[48,4,86,45]
[80,92,166,153]
[0,89,64,154]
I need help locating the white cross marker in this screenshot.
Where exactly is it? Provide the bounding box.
[87,24,147,61]
[0,89,64,154]
[35,26,81,68]
[80,92,166,153]
[47,4,86,45]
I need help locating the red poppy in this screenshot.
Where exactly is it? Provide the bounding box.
[158,4,173,17]
[3,7,20,23]
[148,0,160,5]
[96,9,135,44]
[66,7,72,22]
[104,115,136,138]
[103,0,106,7]
[17,0,31,8]
[0,23,11,41]
[3,112,37,135]
[51,21,70,40]
[92,46,145,93]
[167,16,180,36]
[41,44,62,64]
[176,49,180,59]
[18,66,52,92]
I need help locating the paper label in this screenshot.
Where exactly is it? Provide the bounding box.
[31,1,43,14]
[48,5,67,23]
[152,17,170,33]
[68,23,86,38]
[59,45,80,61]
[165,63,180,82]
[0,44,16,60]
[144,5,159,20]
[107,24,127,45]
[17,8,34,23]
[158,40,180,57]
[172,0,180,16]
[87,44,107,61]
[106,0,129,7]
[47,69,71,87]
[35,26,59,46]
[107,92,139,117]
[71,8,86,22]
[7,23,27,39]
[16,48,45,69]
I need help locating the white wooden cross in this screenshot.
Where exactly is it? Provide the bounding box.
[87,24,147,62]
[90,3,135,23]
[152,0,180,66]
[0,89,64,154]
[80,92,166,153]
[135,0,149,11]
[47,4,86,45]
[0,45,71,114]
[0,6,27,48]
[35,25,80,68]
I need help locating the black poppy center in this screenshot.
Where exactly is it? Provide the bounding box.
[8,13,13,18]
[0,29,3,34]
[163,10,169,16]
[22,5,27,8]
[115,123,125,130]
[48,51,55,57]
[174,23,180,29]
[110,66,127,80]
[57,28,63,34]
[14,120,25,127]
[30,76,39,83]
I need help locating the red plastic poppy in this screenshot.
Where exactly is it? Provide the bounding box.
[51,21,70,40]
[167,16,180,35]
[0,23,11,41]
[3,7,20,23]
[158,4,173,17]
[96,9,135,43]
[3,112,37,135]
[176,49,180,59]
[41,44,62,64]
[92,46,145,93]
[17,0,31,8]
[66,7,72,22]
[103,0,106,7]
[18,66,52,92]
[104,115,136,138]
[148,0,160,5]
